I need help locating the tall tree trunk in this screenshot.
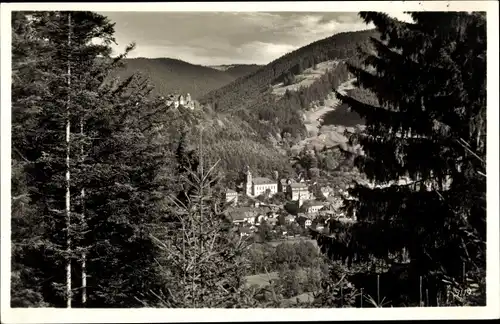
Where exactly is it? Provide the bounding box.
[65,12,73,309]
[80,121,87,306]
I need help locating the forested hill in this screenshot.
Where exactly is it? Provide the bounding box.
[199,29,379,142]
[161,105,294,186]
[114,58,239,98]
[212,64,264,79]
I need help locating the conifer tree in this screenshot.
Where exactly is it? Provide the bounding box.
[142,141,251,308]
[334,12,486,305]
[11,11,173,307]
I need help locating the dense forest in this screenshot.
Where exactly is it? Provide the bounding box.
[10,10,487,310]
[316,11,487,307]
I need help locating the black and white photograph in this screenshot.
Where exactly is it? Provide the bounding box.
[1,1,499,322]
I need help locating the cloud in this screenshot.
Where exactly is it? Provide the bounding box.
[102,11,411,66]
[236,41,297,63]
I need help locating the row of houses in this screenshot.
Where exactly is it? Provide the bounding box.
[225,206,288,226]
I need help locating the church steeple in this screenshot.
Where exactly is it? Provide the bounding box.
[245,165,252,196]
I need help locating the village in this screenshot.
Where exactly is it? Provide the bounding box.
[223,166,357,240]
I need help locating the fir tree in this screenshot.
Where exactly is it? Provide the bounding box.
[334,12,486,306]
[142,145,251,307]
[11,11,173,307]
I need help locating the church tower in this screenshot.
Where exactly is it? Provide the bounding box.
[245,166,252,196]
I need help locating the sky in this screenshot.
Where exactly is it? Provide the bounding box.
[101,12,413,66]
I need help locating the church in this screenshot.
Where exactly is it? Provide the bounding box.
[244,167,278,197]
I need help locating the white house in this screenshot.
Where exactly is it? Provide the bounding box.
[302,200,325,214]
[297,214,313,227]
[288,183,310,203]
[227,207,257,224]
[225,189,238,204]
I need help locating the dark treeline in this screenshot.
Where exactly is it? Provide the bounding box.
[313,12,487,307]
[158,105,295,187]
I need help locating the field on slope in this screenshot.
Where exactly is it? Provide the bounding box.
[290,78,365,154]
[302,78,357,134]
[271,60,340,96]
[115,58,239,98]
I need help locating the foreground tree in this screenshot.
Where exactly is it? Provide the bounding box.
[138,141,253,308]
[11,11,172,307]
[333,12,486,306]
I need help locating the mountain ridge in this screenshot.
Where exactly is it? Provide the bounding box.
[208,64,264,78]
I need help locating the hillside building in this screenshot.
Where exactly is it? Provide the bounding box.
[301,200,325,214]
[165,93,195,110]
[288,182,310,202]
[244,167,278,197]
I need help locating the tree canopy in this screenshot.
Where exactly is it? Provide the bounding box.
[330,11,486,305]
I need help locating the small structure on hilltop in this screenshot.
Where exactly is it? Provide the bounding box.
[165,92,195,110]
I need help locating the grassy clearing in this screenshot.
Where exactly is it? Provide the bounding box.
[271,60,340,97]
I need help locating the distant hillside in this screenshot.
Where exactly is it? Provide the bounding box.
[115,58,236,98]
[161,104,295,186]
[211,64,263,79]
[200,29,379,143]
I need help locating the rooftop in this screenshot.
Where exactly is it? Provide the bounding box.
[290,183,308,189]
[226,188,237,194]
[253,177,276,185]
